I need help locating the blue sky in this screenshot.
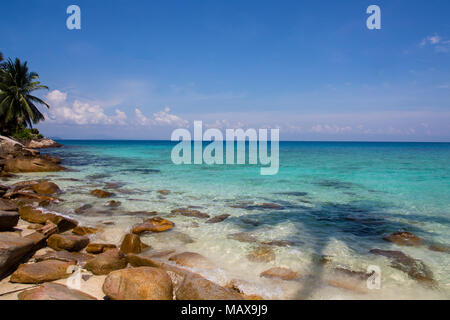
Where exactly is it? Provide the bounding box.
[1,0,449,141]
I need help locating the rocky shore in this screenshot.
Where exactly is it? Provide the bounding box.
[0,137,447,300]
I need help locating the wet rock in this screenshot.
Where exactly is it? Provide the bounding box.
[327,279,368,294]
[106,200,121,208]
[36,221,58,238]
[84,249,127,275]
[333,267,374,281]
[74,204,93,214]
[241,218,260,226]
[72,226,101,236]
[157,190,170,195]
[3,157,65,173]
[120,233,149,254]
[18,282,96,300]
[35,250,94,265]
[86,243,117,254]
[31,181,62,195]
[0,199,18,211]
[370,249,435,285]
[103,267,173,300]
[225,279,264,300]
[47,234,89,252]
[176,274,244,300]
[260,240,294,247]
[171,208,210,219]
[18,206,78,232]
[260,267,299,280]
[206,214,230,224]
[169,252,214,269]
[228,232,258,243]
[10,260,75,283]
[383,232,423,247]
[90,189,114,198]
[247,246,275,263]
[0,211,19,230]
[428,244,450,253]
[258,203,284,209]
[0,233,35,278]
[131,217,174,234]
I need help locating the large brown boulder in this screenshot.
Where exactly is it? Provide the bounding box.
[47,234,89,252]
[120,233,148,254]
[0,233,35,278]
[10,260,75,284]
[176,274,244,300]
[131,217,174,234]
[0,210,19,230]
[90,189,114,198]
[103,267,173,300]
[19,206,78,232]
[35,250,94,265]
[19,283,96,300]
[383,232,423,247]
[169,252,214,269]
[85,243,117,254]
[206,214,230,224]
[31,181,62,195]
[3,156,65,173]
[84,249,127,275]
[72,226,101,236]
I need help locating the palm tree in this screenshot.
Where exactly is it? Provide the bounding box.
[0,58,50,135]
[0,52,3,62]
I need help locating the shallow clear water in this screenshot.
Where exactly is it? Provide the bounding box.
[11,141,450,299]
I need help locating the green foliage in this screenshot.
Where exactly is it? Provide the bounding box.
[11,127,43,141]
[0,57,50,136]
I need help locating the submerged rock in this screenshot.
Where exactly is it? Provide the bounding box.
[103,267,173,300]
[86,243,117,254]
[228,232,258,243]
[176,274,244,300]
[74,204,93,214]
[260,240,294,247]
[47,234,89,252]
[157,190,170,195]
[90,189,114,198]
[428,244,450,253]
[383,232,423,247]
[106,200,121,208]
[31,181,61,195]
[10,260,75,284]
[0,210,19,230]
[247,246,275,263]
[370,249,435,285]
[131,217,174,234]
[169,252,214,269]
[19,282,96,300]
[206,214,230,224]
[171,208,210,219]
[84,249,127,275]
[260,267,299,280]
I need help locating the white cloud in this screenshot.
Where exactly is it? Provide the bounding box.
[153,107,188,127]
[310,124,352,134]
[135,108,149,125]
[45,90,127,125]
[420,34,450,52]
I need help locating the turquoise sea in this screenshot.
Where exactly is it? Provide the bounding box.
[17,141,450,299]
